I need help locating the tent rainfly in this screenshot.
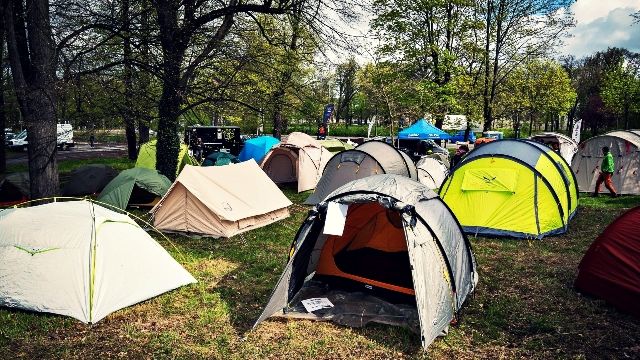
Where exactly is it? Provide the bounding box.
[136,139,195,176]
[238,136,280,164]
[530,132,578,165]
[98,167,172,210]
[571,130,640,195]
[151,161,292,238]
[0,172,29,206]
[261,132,331,192]
[575,206,640,317]
[320,138,355,154]
[305,140,418,205]
[416,156,449,189]
[255,175,477,350]
[440,139,578,239]
[0,200,196,323]
[62,164,118,196]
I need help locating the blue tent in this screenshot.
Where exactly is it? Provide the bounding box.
[398,119,450,140]
[238,136,280,163]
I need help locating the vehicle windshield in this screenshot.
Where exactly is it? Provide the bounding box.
[15,130,27,140]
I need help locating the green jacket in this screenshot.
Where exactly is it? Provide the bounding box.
[601,152,615,173]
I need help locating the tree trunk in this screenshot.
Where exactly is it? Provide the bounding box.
[482,0,493,131]
[4,0,59,197]
[156,62,182,180]
[122,0,137,160]
[0,17,5,174]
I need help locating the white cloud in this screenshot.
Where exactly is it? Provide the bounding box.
[562,0,640,58]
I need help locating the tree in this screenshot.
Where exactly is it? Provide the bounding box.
[601,57,640,130]
[335,57,358,124]
[3,0,59,197]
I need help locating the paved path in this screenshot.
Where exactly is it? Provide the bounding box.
[6,143,127,166]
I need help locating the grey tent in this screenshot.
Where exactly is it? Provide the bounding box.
[256,175,477,350]
[305,140,418,205]
[62,164,118,196]
[0,172,29,206]
[416,156,448,189]
[572,130,640,195]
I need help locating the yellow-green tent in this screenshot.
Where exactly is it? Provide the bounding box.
[320,139,354,154]
[136,139,195,176]
[440,139,577,239]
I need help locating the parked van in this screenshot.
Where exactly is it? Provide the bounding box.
[8,124,75,151]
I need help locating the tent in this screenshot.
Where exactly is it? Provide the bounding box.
[238,136,279,163]
[305,140,418,205]
[0,172,29,206]
[575,206,640,317]
[261,132,331,192]
[320,138,354,154]
[416,156,448,189]
[151,161,292,238]
[440,139,578,239]
[98,167,172,210]
[201,152,239,166]
[530,132,578,165]
[136,139,195,176]
[61,164,118,196]
[571,130,640,195]
[0,200,196,323]
[398,119,451,141]
[255,175,477,350]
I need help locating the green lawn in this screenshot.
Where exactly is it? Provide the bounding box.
[1,161,639,359]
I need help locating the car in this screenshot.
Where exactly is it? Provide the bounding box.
[449,130,476,143]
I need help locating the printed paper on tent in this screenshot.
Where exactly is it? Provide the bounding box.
[323,202,348,236]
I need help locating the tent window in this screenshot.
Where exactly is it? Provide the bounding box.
[461,168,518,192]
[339,152,367,165]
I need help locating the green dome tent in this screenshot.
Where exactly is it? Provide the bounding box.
[98,168,172,210]
[136,139,194,176]
[440,139,578,239]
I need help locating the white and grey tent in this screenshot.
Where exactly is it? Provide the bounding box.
[0,200,196,323]
[416,156,449,189]
[572,130,640,194]
[305,140,418,205]
[256,175,477,350]
[530,132,578,164]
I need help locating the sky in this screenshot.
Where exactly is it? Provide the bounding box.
[329,0,640,64]
[561,0,640,58]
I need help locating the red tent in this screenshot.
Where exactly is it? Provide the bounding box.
[575,206,640,317]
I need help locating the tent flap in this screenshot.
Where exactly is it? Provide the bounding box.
[461,168,517,192]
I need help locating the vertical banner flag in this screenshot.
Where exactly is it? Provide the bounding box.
[572,120,582,144]
[367,119,375,138]
[322,104,334,125]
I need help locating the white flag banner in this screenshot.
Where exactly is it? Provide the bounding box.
[367,119,375,138]
[572,120,582,143]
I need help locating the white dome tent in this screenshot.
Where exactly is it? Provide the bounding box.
[416,156,449,189]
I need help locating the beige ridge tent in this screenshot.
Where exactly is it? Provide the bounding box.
[261,132,331,192]
[416,156,448,189]
[305,140,418,205]
[151,160,292,238]
[572,130,640,195]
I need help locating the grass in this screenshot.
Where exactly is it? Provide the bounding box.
[1,160,640,358]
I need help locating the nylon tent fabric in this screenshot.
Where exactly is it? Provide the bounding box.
[305,141,418,205]
[135,139,194,176]
[416,156,449,189]
[0,172,30,206]
[571,130,640,195]
[398,119,451,140]
[201,152,239,166]
[440,139,576,239]
[320,138,354,154]
[255,174,477,350]
[575,206,640,317]
[98,167,172,210]
[238,136,279,163]
[0,200,196,323]
[261,132,331,192]
[62,164,118,196]
[151,161,292,238]
[530,132,578,165]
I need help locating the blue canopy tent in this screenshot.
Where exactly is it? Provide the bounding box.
[398,119,450,140]
[238,136,280,164]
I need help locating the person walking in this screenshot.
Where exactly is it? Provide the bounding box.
[593,146,619,197]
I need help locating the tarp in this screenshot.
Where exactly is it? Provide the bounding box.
[238,136,279,163]
[0,200,196,323]
[151,161,292,238]
[62,164,118,196]
[575,206,640,317]
[98,168,172,210]
[256,174,477,350]
[201,152,239,166]
[398,119,450,140]
[136,139,194,176]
